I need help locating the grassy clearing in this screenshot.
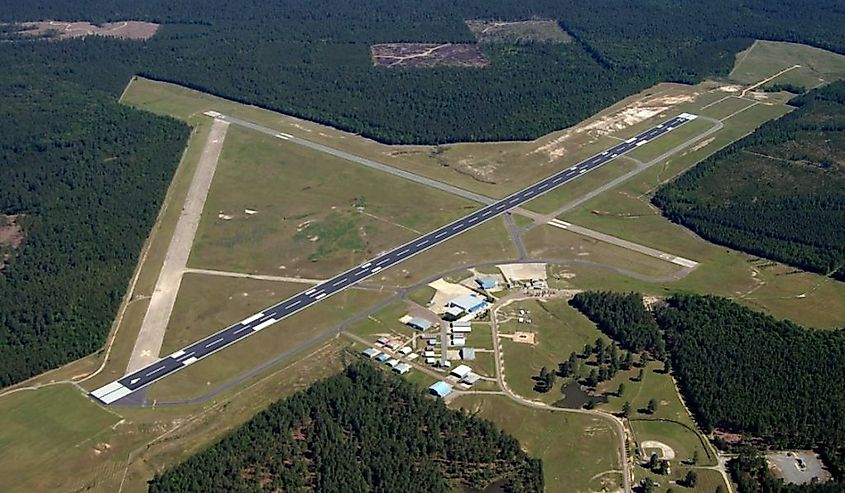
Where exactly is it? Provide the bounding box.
[408,285,436,307]
[376,217,518,288]
[451,394,623,493]
[696,96,759,121]
[346,301,418,342]
[465,322,494,349]
[523,225,686,280]
[729,40,845,89]
[0,384,121,493]
[634,464,727,493]
[146,276,388,402]
[189,126,476,279]
[468,351,497,378]
[631,419,712,467]
[499,299,612,405]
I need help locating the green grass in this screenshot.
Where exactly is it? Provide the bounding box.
[451,394,623,493]
[522,225,686,280]
[0,384,121,493]
[627,118,717,162]
[189,126,478,279]
[468,351,497,378]
[730,40,845,89]
[499,299,612,405]
[630,419,713,467]
[524,156,639,214]
[408,285,436,307]
[346,302,418,342]
[634,465,727,493]
[465,323,495,349]
[148,276,389,402]
[696,96,759,121]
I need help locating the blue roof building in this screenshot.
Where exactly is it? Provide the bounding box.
[448,294,487,314]
[362,348,380,358]
[407,317,433,330]
[429,381,453,398]
[475,277,497,290]
[374,353,390,362]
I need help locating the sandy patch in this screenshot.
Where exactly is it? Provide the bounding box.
[371,43,489,68]
[428,278,477,313]
[16,20,159,40]
[641,440,676,460]
[500,331,536,345]
[497,263,547,284]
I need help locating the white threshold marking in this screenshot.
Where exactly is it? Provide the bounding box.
[305,288,316,295]
[170,349,186,359]
[360,262,371,269]
[315,293,327,300]
[239,312,264,325]
[371,266,382,273]
[253,318,278,331]
[182,356,198,365]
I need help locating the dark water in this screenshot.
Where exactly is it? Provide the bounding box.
[554,381,608,409]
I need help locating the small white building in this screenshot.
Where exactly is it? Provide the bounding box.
[450,364,472,379]
[385,358,399,368]
[399,346,412,356]
[462,372,481,385]
[393,363,411,375]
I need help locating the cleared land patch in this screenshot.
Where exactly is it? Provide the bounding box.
[370,43,489,68]
[730,40,845,90]
[0,214,24,270]
[14,20,159,40]
[466,19,572,44]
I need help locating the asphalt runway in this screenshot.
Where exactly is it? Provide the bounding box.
[91,112,696,405]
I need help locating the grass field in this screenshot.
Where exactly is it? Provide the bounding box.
[188,126,477,279]
[498,299,612,405]
[346,301,418,342]
[451,395,623,493]
[523,225,686,280]
[626,118,717,163]
[146,276,388,402]
[0,384,121,492]
[631,419,712,467]
[729,40,845,89]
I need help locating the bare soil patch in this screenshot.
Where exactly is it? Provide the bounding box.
[0,214,25,270]
[371,43,489,68]
[466,19,572,44]
[16,20,159,41]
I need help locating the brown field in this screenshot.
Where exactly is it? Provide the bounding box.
[466,19,572,44]
[17,20,159,40]
[370,43,489,68]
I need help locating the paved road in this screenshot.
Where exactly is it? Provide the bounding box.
[91,113,696,405]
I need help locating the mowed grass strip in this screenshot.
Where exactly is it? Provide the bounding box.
[188,126,478,279]
[0,384,120,493]
[451,394,623,493]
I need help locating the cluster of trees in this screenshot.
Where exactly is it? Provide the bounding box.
[570,292,664,355]
[729,453,844,493]
[0,71,189,386]
[655,294,845,450]
[654,81,845,280]
[149,362,543,492]
[571,290,845,491]
[2,1,845,145]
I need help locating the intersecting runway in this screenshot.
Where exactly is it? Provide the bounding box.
[91,112,697,405]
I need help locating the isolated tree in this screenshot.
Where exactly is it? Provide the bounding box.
[647,398,658,414]
[586,369,599,387]
[691,450,699,465]
[684,470,698,487]
[715,485,726,493]
[622,351,634,370]
[621,401,632,418]
[558,360,572,378]
[636,368,645,382]
[584,399,595,410]
[648,453,659,470]
[617,382,626,397]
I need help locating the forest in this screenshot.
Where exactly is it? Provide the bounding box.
[570,291,845,490]
[653,81,845,279]
[569,291,663,356]
[1,0,844,145]
[655,294,845,450]
[148,362,543,492]
[0,71,189,386]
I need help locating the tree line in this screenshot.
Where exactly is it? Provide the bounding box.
[0,70,189,386]
[149,361,543,492]
[569,291,845,491]
[653,81,845,280]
